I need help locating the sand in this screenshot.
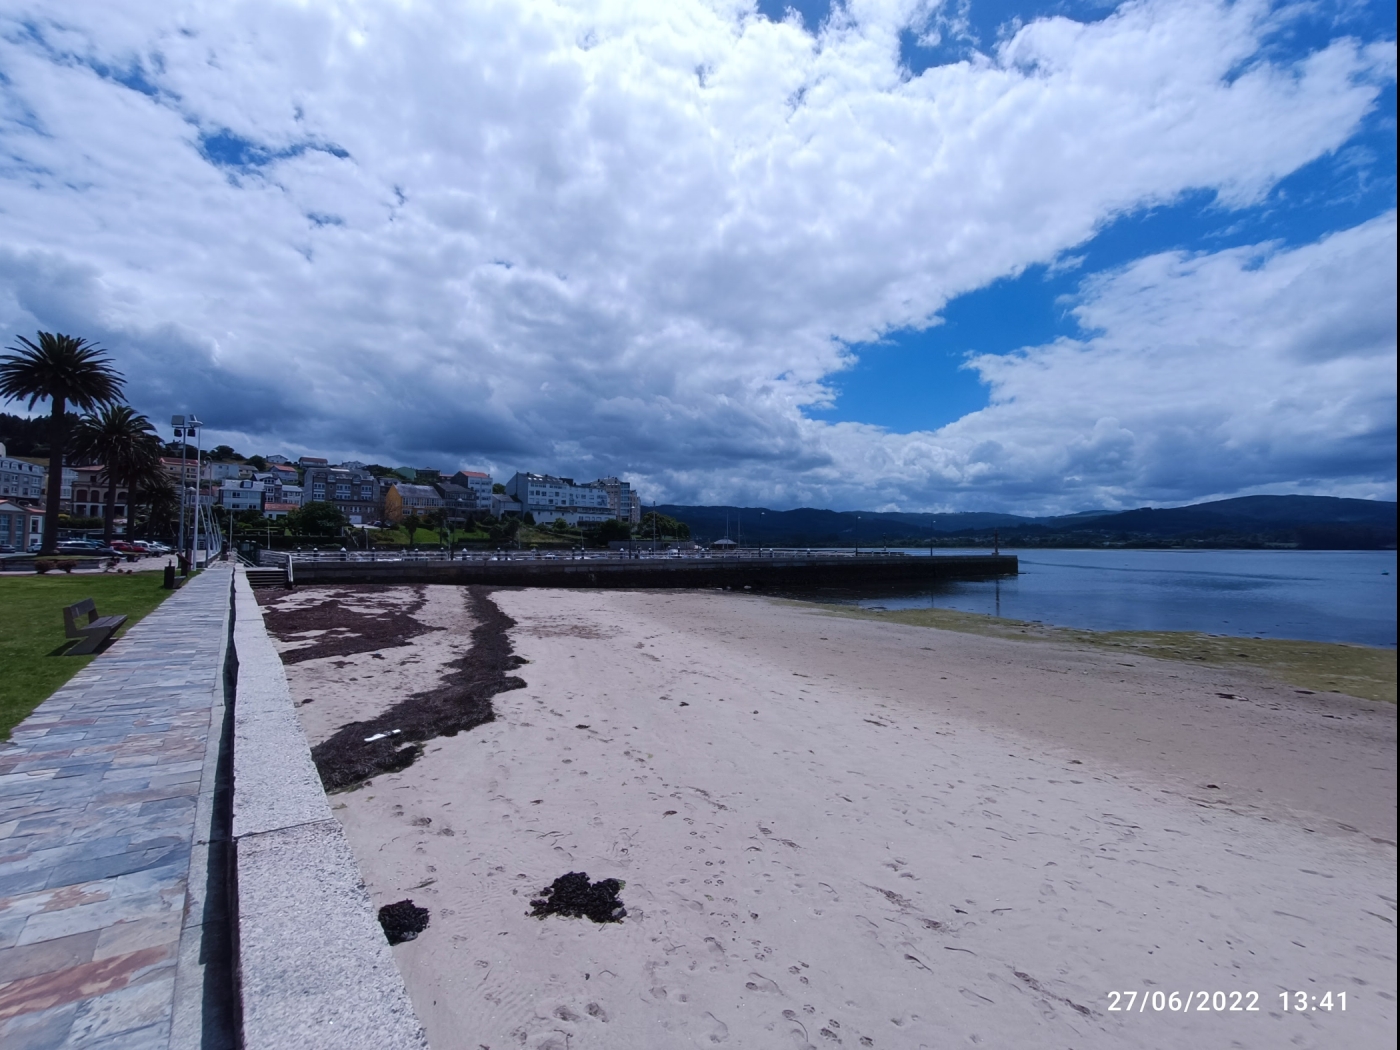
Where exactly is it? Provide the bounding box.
[270,586,1397,1050]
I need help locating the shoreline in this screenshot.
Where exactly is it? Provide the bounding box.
[799,601,1398,703]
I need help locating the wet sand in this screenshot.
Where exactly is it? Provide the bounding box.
[261,586,1397,1050]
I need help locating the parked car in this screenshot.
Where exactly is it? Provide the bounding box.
[109,541,142,554]
[0,543,15,554]
[140,541,172,554]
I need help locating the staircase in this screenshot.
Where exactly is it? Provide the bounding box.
[244,567,288,588]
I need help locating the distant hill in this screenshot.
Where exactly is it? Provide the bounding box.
[657,495,1397,550]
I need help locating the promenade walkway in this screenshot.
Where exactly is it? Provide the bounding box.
[0,566,234,1049]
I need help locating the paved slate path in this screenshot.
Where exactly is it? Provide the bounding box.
[0,567,233,1049]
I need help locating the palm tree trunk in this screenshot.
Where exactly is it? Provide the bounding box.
[103,471,118,546]
[42,397,66,554]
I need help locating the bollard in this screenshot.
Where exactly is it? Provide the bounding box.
[163,564,176,589]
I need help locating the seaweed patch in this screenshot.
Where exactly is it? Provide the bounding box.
[307,586,526,791]
[378,899,430,944]
[530,872,627,924]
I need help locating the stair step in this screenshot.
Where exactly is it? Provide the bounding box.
[245,569,287,588]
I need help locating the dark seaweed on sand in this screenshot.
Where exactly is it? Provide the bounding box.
[258,585,439,664]
[308,586,526,791]
[378,899,430,945]
[530,872,627,924]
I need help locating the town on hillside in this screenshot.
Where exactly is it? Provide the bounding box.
[2,431,671,554]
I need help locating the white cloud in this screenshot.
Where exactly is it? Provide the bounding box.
[0,0,1393,510]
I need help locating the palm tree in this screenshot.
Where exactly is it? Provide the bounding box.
[0,332,124,553]
[402,513,423,548]
[70,406,162,545]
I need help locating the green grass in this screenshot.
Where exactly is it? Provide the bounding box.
[805,602,1397,705]
[0,574,175,739]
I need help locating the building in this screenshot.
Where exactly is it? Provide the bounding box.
[207,460,253,482]
[490,493,522,518]
[12,455,77,509]
[263,502,298,521]
[71,465,128,523]
[449,470,493,501]
[160,457,206,490]
[265,454,291,465]
[596,477,641,525]
[0,443,44,503]
[217,479,266,513]
[503,472,616,526]
[435,482,481,523]
[301,466,383,525]
[0,500,43,550]
[384,483,446,522]
[298,456,328,468]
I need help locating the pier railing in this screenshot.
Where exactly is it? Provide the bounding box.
[260,546,942,567]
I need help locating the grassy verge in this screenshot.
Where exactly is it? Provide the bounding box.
[0,574,175,738]
[808,603,1397,704]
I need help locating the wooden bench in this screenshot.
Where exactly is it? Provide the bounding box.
[62,599,128,655]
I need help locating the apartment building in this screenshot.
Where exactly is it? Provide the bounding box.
[217,479,266,513]
[71,465,128,521]
[0,500,43,550]
[301,466,383,524]
[503,472,617,526]
[449,470,494,501]
[597,476,641,525]
[0,443,44,502]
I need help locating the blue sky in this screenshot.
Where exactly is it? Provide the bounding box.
[0,0,1395,512]
[775,0,1399,433]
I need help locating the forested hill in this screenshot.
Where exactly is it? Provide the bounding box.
[657,495,1397,549]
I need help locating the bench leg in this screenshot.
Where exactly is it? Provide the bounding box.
[67,631,110,656]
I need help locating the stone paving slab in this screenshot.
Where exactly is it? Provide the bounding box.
[0,567,232,1049]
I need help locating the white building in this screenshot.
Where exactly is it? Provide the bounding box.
[217,479,266,513]
[449,470,494,501]
[207,461,252,481]
[504,472,618,526]
[0,443,44,502]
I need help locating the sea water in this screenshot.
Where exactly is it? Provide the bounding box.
[852,549,1397,647]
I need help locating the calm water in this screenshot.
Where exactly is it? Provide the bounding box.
[848,549,1397,647]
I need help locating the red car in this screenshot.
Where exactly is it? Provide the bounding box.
[109,541,142,554]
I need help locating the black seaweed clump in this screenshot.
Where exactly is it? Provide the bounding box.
[530,872,626,924]
[378,899,430,945]
[309,586,526,791]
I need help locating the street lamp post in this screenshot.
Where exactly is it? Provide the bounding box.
[171,414,202,570]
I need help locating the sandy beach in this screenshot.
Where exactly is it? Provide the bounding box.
[259,584,1397,1050]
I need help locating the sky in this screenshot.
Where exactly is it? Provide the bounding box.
[0,0,1394,513]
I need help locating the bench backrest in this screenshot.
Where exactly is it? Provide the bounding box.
[63,599,98,633]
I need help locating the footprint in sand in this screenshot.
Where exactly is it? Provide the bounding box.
[702,1011,729,1043]
[745,972,781,994]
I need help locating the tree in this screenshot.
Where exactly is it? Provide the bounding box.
[132,476,179,540]
[402,513,424,547]
[595,517,631,544]
[0,332,124,553]
[639,511,690,540]
[290,500,348,536]
[70,405,162,545]
[246,455,268,471]
[492,482,506,494]
[210,444,240,461]
[551,517,571,533]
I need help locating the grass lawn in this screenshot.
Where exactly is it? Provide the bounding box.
[0,574,175,739]
[812,602,1397,704]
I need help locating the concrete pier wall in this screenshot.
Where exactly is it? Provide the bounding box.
[286,552,1018,589]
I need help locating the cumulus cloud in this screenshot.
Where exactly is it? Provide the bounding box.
[0,0,1393,509]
